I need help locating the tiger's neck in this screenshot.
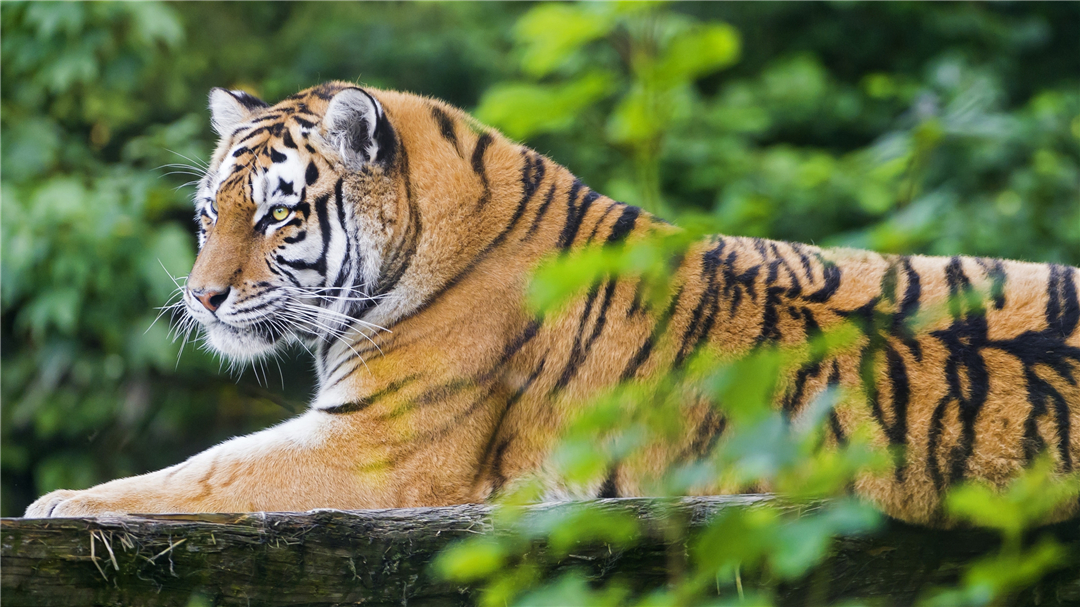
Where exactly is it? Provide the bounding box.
[312,108,652,401]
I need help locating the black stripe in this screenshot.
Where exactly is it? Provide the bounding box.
[790,242,816,282]
[227,89,269,111]
[271,261,303,288]
[281,129,297,149]
[597,468,619,498]
[554,180,584,246]
[926,395,951,491]
[293,193,310,219]
[476,357,548,494]
[520,153,545,203]
[622,285,684,380]
[675,240,725,367]
[555,282,603,391]
[488,437,513,495]
[558,186,600,250]
[275,254,322,273]
[584,204,617,245]
[804,257,841,303]
[472,133,493,208]
[523,181,558,241]
[373,142,419,297]
[276,179,294,197]
[921,257,990,489]
[242,112,280,125]
[431,105,460,154]
[306,162,319,185]
[233,124,277,144]
[555,279,619,389]
[751,238,769,258]
[502,321,541,362]
[269,148,287,163]
[721,248,760,318]
[314,189,333,277]
[606,205,641,244]
[826,360,846,445]
[311,83,339,100]
[229,298,277,316]
[355,89,397,166]
[321,376,416,415]
[769,242,803,299]
[782,360,822,417]
[487,151,546,250]
[584,280,618,353]
[944,256,977,316]
[678,408,727,462]
[330,179,353,291]
[626,280,645,318]
[894,257,924,361]
[1048,264,1079,337]
[882,346,910,481]
[757,285,785,344]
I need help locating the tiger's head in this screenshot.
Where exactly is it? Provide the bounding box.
[184,82,415,362]
[185,82,540,379]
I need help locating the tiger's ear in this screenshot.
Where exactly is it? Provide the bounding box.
[209,88,268,136]
[322,87,395,170]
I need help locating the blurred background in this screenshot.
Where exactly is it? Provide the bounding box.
[2,2,1077,517]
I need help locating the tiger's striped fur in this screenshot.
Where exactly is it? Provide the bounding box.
[26,82,1080,525]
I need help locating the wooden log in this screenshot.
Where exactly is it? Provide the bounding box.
[2,496,1077,606]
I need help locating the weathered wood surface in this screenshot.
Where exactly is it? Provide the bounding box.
[2,496,1077,607]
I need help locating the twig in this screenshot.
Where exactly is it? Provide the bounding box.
[89,531,108,581]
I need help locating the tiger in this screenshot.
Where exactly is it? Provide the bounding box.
[26,81,1080,526]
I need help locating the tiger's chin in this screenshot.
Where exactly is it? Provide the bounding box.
[203,322,282,362]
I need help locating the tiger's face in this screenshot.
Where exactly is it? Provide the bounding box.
[183,84,403,362]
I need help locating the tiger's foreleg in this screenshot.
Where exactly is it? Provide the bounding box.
[24,411,387,517]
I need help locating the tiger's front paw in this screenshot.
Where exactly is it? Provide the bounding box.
[24,489,129,518]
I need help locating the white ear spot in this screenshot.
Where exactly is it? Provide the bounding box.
[323,88,384,169]
[209,88,267,136]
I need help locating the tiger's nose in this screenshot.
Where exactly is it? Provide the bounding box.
[192,287,231,313]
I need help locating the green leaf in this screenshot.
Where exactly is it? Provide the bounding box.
[140,223,196,305]
[432,538,507,582]
[652,23,741,87]
[514,4,616,77]
[945,456,1080,535]
[476,72,615,140]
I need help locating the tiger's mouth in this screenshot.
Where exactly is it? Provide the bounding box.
[201,317,287,361]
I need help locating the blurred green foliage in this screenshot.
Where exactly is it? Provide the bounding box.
[2,2,1078,604]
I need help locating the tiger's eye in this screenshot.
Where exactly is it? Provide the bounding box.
[271,206,290,221]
